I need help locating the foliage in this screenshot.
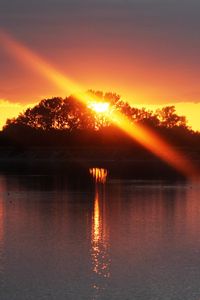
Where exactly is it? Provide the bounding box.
[4,96,96,131]
[2,91,196,148]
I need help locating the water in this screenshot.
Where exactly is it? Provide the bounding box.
[0,169,200,300]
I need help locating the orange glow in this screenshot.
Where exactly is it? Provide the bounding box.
[93,189,100,244]
[0,100,32,130]
[104,109,199,178]
[90,168,108,184]
[0,30,92,105]
[91,174,110,293]
[1,30,199,179]
[88,102,110,114]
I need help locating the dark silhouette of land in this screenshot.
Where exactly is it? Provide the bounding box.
[0,91,199,178]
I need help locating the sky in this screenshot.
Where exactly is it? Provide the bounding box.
[0,0,200,130]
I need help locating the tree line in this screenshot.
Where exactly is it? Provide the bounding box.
[1,91,199,148]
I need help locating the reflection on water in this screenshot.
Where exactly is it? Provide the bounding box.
[90,168,110,298]
[89,168,108,184]
[0,171,200,299]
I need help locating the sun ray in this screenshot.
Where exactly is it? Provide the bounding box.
[0,30,93,105]
[0,30,199,179]
[104,110,198,178]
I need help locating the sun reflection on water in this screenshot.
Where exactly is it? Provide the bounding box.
[90,168,110,298]
[89,168,108,184]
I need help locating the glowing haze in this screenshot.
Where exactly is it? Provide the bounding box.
[0,0,200,130]
[1,31,199,179]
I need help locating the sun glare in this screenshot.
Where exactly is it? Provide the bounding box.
[1,30,199,179]
[89,102,110,113]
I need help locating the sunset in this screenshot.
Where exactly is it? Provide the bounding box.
[0,0,200,299]
[88,101,110,114]
[1,0,200,131]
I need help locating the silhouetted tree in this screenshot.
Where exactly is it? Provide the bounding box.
[156,106,187,128]
[5,96,96,131]
[3,92,193,147]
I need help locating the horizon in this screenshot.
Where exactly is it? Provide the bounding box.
[1,0,200,131]
[1,2,200,299]
[0,95,199,132]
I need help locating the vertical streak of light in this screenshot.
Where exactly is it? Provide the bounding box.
[90,168,110,297]
[89,168,108,184]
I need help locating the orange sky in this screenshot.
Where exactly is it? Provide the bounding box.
[0,38,200,130]
[0,37,199,131]
[0,99,199,132]
[0,39,200,130]
[0,0,200,131]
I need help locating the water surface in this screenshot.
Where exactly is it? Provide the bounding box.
[0,169,200,299]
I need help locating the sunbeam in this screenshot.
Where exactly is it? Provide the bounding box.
[0,30,199,179]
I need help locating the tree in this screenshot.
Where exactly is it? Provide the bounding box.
[156,106,187,128]
[4,96,96,131]
[3,93,189,134]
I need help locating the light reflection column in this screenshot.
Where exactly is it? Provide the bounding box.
[90,168,111,298]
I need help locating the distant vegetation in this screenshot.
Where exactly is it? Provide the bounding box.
[3,91,188,131]
[1,91,200,150]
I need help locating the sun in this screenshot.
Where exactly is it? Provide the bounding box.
[88,101,110,113]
